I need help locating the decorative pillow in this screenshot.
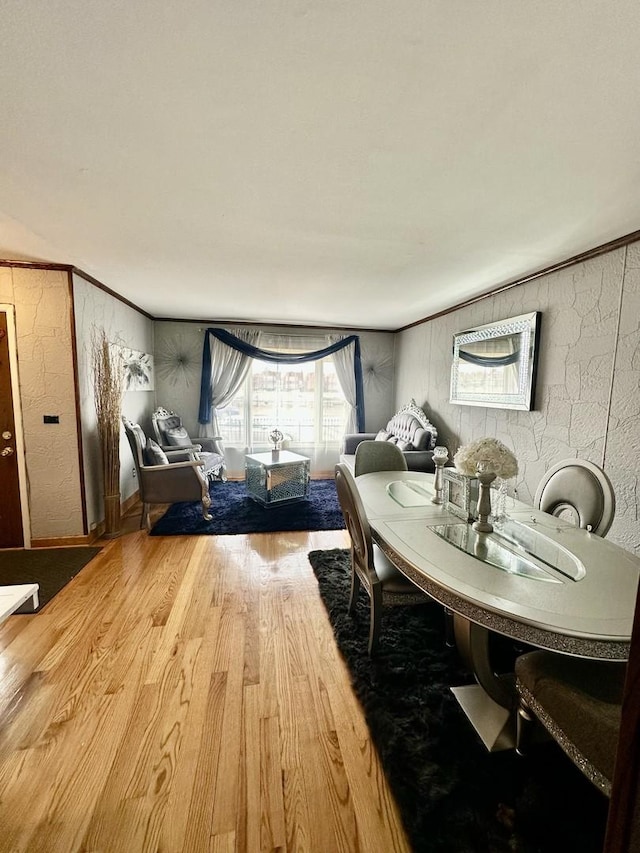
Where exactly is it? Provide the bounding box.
[145,437,169,465]
[396,439,414,452]
[375,430,392,441]
[165,425,192,447]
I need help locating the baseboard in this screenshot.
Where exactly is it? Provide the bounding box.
[31,535,98,548]
[121,490,140,516]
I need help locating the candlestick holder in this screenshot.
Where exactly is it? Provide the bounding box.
[431,446,449,504]
[473,466,497,533]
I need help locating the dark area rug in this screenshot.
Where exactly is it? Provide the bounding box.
[0,546,102,611]
[151,478,346,536]
[308,547,610,853]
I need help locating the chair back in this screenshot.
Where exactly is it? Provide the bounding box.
[354,439,409,477]
[334,463,375,576]
[122,416,147,471]
[152,407,189,446]
[534,458,615,536]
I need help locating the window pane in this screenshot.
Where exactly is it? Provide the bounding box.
[321,358,350,441]
[217,346,350,479]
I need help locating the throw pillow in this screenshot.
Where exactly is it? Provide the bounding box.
[165,425,192,447]
[145,437,169,466]
[375,430,392,441]
[396,439,414,451]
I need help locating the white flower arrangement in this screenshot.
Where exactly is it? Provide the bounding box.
[453,437,518,480]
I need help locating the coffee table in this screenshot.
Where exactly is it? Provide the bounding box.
[245,450,310,507]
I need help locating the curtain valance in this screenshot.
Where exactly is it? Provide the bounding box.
[458,350,520,368]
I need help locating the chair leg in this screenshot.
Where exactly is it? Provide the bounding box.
[201,492,213,521]
[141,503,151,531]
[348,566,361,614]
[515,699,536,756]
[368,586,383,656]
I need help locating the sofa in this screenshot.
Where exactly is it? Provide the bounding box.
[340,401,438,474]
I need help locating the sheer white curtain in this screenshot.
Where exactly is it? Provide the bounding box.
[199,328,260,440]
[330,335,358,434]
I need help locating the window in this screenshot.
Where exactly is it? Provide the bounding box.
[217,342,350,476]
[218,356,349,447]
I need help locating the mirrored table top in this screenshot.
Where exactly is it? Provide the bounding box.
[430,517,585,584]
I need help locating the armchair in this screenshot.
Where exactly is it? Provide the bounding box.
[122,416,213,531]
[151,406,226,481]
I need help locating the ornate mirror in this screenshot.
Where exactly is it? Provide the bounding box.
[450,312,541,410]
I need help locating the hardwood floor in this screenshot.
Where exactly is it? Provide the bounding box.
[0,523,411,852]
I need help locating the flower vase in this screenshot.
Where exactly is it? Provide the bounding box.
[473,470,497,533]
[103,492,122,539]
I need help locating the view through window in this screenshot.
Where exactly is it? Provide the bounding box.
[217,352,350,474]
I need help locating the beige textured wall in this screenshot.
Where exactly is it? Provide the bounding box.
[0,267,84,539]
[394,243,640,554]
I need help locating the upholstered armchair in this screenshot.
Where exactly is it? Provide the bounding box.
[151,406,226,481]
[122,416,213,531]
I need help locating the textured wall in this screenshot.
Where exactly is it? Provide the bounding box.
[395,243,640,554]
[0,267,84,539]
[73,274,155,525]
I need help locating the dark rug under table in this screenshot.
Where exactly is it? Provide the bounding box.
[308,546,610,853]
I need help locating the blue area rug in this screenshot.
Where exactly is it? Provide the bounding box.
[150,478,346,536]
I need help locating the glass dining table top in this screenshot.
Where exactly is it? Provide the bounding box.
[430,517,585,584]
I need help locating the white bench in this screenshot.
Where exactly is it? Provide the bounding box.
[0,584,39,623]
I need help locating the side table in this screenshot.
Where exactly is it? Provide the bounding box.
[245,450,310,507]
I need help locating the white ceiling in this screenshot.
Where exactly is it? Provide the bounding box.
[1,2,640,331]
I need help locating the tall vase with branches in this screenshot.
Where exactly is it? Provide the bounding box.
[92,329,125,538]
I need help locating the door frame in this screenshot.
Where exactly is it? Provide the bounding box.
[0,304,31,548]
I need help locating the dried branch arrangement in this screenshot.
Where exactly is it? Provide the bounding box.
[91,328,125,535]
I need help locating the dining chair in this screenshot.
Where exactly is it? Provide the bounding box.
[334,462,431,655]
[534,458,615,536]
[514,649,626,796]
[354,439,408,477]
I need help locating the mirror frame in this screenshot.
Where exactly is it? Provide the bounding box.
[450,311,541,410]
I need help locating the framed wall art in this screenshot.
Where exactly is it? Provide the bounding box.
[123,349,154,391]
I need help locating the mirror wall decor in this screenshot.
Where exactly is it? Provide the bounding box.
[450,312,540,410]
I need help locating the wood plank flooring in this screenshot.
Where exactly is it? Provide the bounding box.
[0,524,411,852]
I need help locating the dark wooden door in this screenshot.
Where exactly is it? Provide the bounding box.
[0,310,23,548]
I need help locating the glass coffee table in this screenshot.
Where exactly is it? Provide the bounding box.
[245,450,311,507]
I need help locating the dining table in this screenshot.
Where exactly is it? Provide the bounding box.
[353,469,640,750]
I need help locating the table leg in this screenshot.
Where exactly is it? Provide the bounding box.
[451,614,516,751]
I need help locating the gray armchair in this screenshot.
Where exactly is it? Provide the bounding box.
[151,406,226,481]
[122,416,213,531]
